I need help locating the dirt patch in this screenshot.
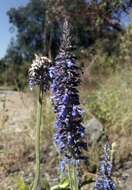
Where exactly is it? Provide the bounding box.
[0,91,35,189]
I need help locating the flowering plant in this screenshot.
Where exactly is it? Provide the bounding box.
[50,19,87,190]
[95,143,116,190]
[29,54,52,190]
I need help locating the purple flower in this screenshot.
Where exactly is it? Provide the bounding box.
[95,143,116,190]
[50,19,87,160]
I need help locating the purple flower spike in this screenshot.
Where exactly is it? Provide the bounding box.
[50,19,87,160]
[95,143,116,190]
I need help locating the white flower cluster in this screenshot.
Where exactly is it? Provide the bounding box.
[29,54,52,91]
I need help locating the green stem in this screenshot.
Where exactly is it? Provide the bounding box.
[68,163,73,190]
[32,87,43,190]
[68,160,79,190]
[73,163,79,190]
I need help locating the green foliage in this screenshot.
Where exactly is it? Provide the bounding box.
[17,178,30,190]
[0,58,6,85]
[7,0,46,59]
[51,178,69,190]
[5,39,23,65]
[80,25,132,85]
[6,0,132,60]
[87,68,132,136]
[0,61,29,90]
[119,25,132,65]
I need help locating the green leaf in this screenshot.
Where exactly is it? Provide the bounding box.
[51,178,69,190]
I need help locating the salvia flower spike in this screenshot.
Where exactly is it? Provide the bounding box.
[95,143,116,190]
[49,18,87,161]
[29,54,52,91]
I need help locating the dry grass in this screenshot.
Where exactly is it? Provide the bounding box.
[80,67,132,168]
[0,90,57,189]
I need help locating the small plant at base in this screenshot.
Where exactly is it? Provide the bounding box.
[29,54,52,190]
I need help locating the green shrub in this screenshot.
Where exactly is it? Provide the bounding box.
[0,61,29,90]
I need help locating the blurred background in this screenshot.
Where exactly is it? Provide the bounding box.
[0,0,132,189]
